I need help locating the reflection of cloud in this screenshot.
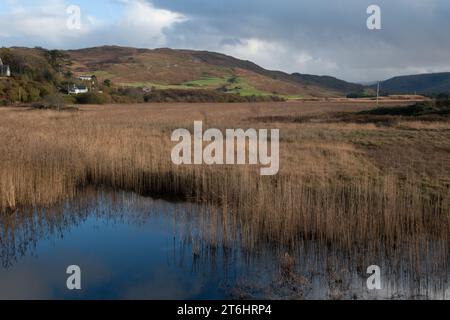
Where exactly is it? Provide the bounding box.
[122,267,205,300]
[0,249,114,299]
[0,264,53,299]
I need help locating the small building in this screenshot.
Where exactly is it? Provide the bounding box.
[0,58,11,77]
[68,85,88,95]
[78,75,94,81]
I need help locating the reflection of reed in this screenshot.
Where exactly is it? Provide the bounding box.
[0,189,448,299]
[0,200,85,268]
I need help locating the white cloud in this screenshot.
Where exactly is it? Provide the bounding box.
[0,0,187,48]
[220,38,281,65]
[0,0,94,46]
[123,0,186,31]
[113,0,187,47]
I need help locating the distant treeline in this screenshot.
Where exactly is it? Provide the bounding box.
[142,89,284,103]
[424,92,450,100]
[346,92,381,99]
[359,100,450,117]
[72,88,284,105]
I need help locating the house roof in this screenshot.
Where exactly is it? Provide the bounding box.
[69,85,87,91]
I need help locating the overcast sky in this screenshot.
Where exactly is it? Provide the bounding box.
[1,0,450,82]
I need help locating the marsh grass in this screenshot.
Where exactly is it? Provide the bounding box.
[0,101,449,271]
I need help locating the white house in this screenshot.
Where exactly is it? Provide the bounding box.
[78,75,94,81]
[0,58,11,77]
[69,85,88,95]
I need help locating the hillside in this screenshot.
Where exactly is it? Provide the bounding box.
[0,47,61,104]
[5,46,450,104]
[290,73,365,94]
[1,45,368,104]
[375,72,450,95]
[65,46,364,98]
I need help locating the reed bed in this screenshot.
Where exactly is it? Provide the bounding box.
[0,101,449,267]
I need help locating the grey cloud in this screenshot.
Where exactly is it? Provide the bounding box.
[2,0,450,82]
[151,0,450,82]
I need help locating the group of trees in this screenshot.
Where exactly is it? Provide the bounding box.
[0,47,63,105]
[425,92,450,100]
[0,78,54,106]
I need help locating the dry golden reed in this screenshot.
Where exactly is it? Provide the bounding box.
[0,101,449,261]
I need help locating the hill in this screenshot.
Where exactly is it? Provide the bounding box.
[375,72,450,95]
[0,45,367,104]
[65,46,364,98]
[290,73,365,94]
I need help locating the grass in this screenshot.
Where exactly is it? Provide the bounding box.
[121,76,276,97]
[266,101,450,125]
[119,81,193,90]
[225,77,270,96]
[90,70,116,80]
[359,100,450,117]
[282,94,305,100]
[0,101,448,270]
[182,77,229,88]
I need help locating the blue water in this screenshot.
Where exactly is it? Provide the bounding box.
[0,190,249,299]
[0,189,448,300]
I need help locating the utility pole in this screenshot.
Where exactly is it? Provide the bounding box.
[376,81,380,106]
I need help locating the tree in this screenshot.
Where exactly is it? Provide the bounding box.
[64,71,73,79]
[103,79,112,87]
[227,76,238,84]
[0,48,13,65]
[47,50,66,67]
[43,93,66,111]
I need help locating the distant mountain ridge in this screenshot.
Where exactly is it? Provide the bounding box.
[290,73,365,94]
[375,72,450,95]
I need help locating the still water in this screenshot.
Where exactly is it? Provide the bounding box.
[0,189,448,299]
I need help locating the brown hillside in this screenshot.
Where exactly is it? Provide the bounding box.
[65,46,357,97]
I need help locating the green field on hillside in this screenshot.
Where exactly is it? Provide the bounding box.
[121,76,276,97]
[183,77,229,88]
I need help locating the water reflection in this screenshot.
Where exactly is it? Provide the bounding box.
[0,188,448,299]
